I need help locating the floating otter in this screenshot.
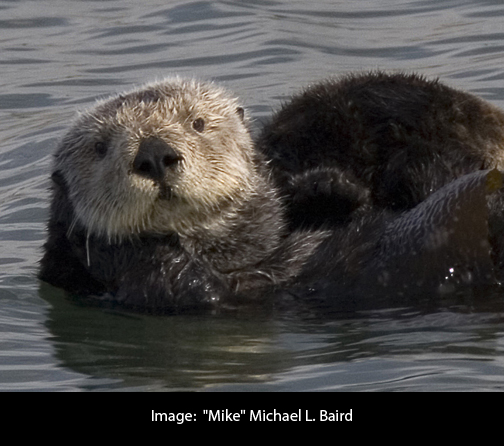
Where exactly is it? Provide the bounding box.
[39,75,504,313]
[39,79,327,312]
[257,71,504,285]
[258,71,504,228]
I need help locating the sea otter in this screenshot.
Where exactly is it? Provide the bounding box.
[257,71,504,283]
[257,71,504,228]
[39,75,504,312]
[39,79,328,312]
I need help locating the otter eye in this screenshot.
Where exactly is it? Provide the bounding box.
[95,141,108,158]
[192,118,205,133]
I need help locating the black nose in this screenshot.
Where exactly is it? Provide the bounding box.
[132,137,181,182]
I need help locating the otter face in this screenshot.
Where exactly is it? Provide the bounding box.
[54,79,255,239]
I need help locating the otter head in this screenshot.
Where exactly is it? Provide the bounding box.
[54,78,257,239]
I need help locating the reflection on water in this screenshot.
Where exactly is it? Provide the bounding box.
[2,0,504,391]
[39,284,504,391]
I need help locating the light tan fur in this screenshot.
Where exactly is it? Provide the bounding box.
[56,78,262,240]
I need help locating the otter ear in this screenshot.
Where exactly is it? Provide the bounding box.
[94,141,108,158]
[236,106,245,122]
[50,169,70,194]
[51,170,66,187]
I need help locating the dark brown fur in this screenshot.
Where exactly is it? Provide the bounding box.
[258,72,504,228]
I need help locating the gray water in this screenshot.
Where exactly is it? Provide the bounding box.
[2,0,504,392]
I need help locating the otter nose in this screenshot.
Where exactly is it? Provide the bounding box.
[132,137,181,182]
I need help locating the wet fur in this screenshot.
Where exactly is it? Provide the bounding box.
[40,73,504,312]
[257,72,504,228]
[40,79,327,312]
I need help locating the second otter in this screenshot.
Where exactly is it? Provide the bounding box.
[257,71,504,288]
[258,72,504,229]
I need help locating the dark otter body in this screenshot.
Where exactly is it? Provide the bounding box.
[258,71,504,285]
[39,74,504,313]
[258,72,504,228]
